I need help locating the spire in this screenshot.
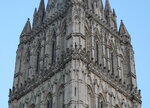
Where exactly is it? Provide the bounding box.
[105,0,112,12]
[32,8,38,29]
[119,20,130,36]
[38,0,45,12]
[112,9,117,29]
[21,18,31,36]
[104,0,112,24]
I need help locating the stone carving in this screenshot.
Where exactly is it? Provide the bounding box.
[9,0,142,108]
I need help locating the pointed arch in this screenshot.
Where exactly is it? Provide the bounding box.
[85,18,91,32]
[85,18,92,59]
[109,40,118,77]
[60,18,66,55]
[115,46,125,83]
[87,74,94,89]
[95,28,101,41]
[87,85,94,108]
[56,73,65,108]
[45,93,53,108]
[60,18,67,35]
[94,28,102,44]
[98,93,105,108]
[51,29,57,64]
[94,28,103,65]
[96,41,99,63]
[109,44,115,75]
[57,84,65,108]
[36,39,41,73]
[97,80,107,102]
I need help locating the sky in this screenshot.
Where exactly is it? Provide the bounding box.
[0,0,149,108]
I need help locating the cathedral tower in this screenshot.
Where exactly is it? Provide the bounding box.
[9,0,142,108]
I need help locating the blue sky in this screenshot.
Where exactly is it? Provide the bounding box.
[0,0,149,108]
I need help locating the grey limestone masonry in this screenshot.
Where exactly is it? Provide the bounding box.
[9,0,142,108]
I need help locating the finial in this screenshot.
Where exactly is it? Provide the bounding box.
[121,19,123,23]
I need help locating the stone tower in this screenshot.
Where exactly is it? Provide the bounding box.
[9,0,142,108]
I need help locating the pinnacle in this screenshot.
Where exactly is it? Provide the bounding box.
[113,9,117,17]
[34,8,37,15]
[21,18,31,36]
[38,0,45,12]
[105,0,112,12]
[119,20,130,36]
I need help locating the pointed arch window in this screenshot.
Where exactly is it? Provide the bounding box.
[104,37,108,58]
[96,41,99,64]
[36,41,41,73]
[57,85,65,108]
[46,94,53,108]
[98,99,103,108]
[110,51,114,75]
[98,94,104,108]
[52,30,56,64]
[87,85,93,108]
[120,56,124,78]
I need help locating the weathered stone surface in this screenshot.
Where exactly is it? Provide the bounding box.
[9,0,141,108]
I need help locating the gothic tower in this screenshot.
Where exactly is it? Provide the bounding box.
[9,0,142,108]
